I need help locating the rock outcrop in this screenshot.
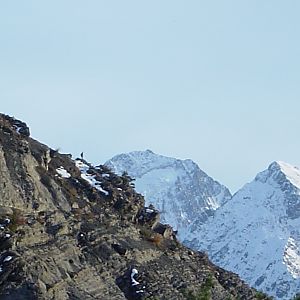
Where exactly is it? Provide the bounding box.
[0,114,267,300]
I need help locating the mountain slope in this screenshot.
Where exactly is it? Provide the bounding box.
[0,114,263,300]
[185,161,300,299]
[106,150,231,239]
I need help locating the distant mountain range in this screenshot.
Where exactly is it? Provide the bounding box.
[106,151,300,299]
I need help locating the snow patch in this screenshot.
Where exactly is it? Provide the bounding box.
[130,268,145,294]
[13,125,22,134]
[283,237,300,279]
[75,160,109,196]
[0,218,10,230]
[131,268,140,286]
[56,166,71,178]
[3,256,13,263]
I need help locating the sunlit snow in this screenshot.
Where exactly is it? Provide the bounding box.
[3,256,13,263]
[131,268,139,286]
[106,150,231,240]
[185,161,300,299]
[75,160,109,196]
[56,166,71,178]
[276,161,300,190]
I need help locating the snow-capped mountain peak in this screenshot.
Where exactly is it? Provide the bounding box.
[254,161,300,220]
[185,161,300,299]
[269,161,300,189]
[256,161,300,186]
[106,149,199,178]
[106,150,231,238]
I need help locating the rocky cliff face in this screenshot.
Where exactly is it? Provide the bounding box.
[106,150,231,239]
[185,161,300,299]
[0,114,266,300]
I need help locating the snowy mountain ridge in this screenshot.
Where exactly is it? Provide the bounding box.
[185,160,300,299]
[269,161,300,190]
[106,151,300,299]
[106,150,231,239]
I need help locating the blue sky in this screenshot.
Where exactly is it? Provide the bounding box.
[1,1,300,192]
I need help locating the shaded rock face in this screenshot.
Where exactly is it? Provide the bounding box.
[0,113,265,300]
[106,150,231,239]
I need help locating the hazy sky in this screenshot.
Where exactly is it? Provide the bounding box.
[1,1,300,192]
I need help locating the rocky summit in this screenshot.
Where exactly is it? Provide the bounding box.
[106,150,231,240]
[0,114,267,300]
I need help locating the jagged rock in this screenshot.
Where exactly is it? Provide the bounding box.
[1,114,30,137]
[138,206,160,229]
[0,114,267,300]
[112,243,127,256]
[153,223,174,239]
